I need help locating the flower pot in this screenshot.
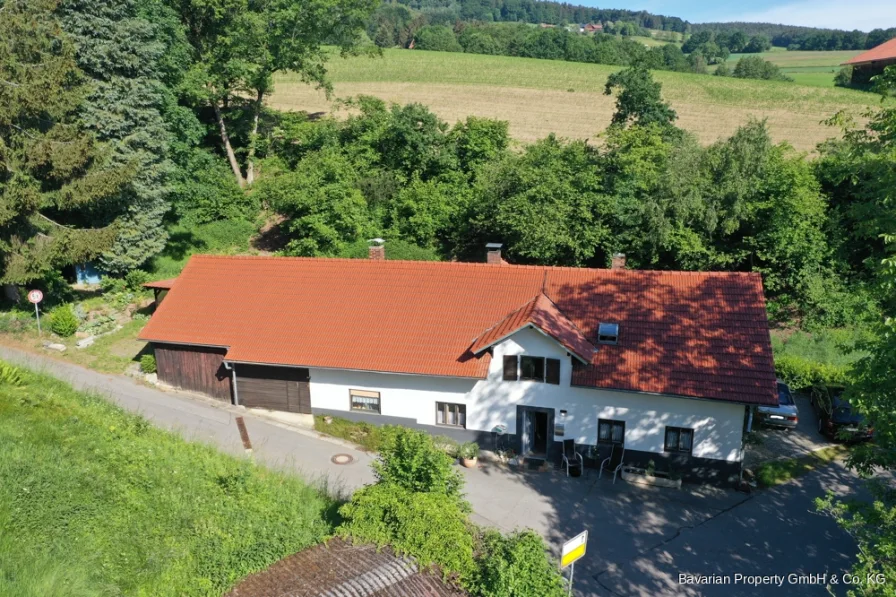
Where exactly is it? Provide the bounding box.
[461,457,478,468]
[621,466,682,489]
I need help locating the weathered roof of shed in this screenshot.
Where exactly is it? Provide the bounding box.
[843,38,896,65]
[224,538,466,597]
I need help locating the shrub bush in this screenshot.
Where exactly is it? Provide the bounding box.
[124,269,150,292]
[48,305,79,337]
[775,353,850,392]
[140,354,157,374]
[337,483,476,578]
[470,530,566,597]
[374,427,464,498]
[433,435,459,458]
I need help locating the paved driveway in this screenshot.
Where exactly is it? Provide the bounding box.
[746,393,831,468]
[0,346,869,597]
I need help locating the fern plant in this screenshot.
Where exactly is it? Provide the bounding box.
[0,362,23,387]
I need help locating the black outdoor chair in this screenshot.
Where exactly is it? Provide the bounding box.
[599,443,626,483]
[561,439,583,477]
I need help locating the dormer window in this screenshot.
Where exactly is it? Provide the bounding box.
[598,323,619,345]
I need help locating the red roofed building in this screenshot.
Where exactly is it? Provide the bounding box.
[139,245,777,483]
[841,37,896,86]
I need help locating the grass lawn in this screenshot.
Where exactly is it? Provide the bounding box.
[0,361,336,597]
[269,48,882,152]
[725,50,860,87]
[148,219,259,279]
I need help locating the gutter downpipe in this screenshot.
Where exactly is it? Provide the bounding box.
[223,361,239,406]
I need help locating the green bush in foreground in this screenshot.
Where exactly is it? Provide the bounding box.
[337,427,565,595]
[374,426,464,498]
[0,362,334,597]
[471,530,567,597]
[48,304,79,337]
[337,483,476,578]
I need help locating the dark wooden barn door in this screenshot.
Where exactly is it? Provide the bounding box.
[153,343,232,402]
[237,365,311,414]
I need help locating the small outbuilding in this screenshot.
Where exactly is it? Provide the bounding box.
[842,37,896,86]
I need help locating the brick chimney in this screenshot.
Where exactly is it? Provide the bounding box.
[611,253,626,270]
[486,243,503,264]
[368,238,385,260]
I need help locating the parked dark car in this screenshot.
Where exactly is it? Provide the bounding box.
[757,380,799,429]
[811,385,873,442]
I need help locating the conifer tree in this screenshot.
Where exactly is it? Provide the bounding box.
[0,0,130,286]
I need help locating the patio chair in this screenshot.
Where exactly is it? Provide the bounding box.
[599,444,626,483]
[561,439,583,477]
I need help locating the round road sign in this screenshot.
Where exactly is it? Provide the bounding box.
[27,289,43,304]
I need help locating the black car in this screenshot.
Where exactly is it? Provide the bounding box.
[811,386,873,442]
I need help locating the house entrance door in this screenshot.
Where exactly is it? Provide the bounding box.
[517,406,554,460]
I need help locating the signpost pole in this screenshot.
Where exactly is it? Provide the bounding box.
[27,289,44,335]
[560,530,587,597]
[568,561,574,597]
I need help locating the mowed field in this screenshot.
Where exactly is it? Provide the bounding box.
[270,49,880,152]
[725,48,861,87]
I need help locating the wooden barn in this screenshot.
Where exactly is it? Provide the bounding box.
[842,37,896,86]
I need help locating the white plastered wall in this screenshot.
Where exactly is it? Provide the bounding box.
[309,326,746,462]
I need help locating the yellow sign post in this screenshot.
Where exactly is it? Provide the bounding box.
[560,530,588,596]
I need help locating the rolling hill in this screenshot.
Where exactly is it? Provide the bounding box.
[270,49,882,153]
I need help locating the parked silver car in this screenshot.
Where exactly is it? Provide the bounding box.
[757,380,799,429]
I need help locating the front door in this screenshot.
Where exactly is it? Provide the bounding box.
[517,406,554,460]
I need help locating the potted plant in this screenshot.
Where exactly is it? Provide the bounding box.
[459,441,480,468]
[620,459,682,489]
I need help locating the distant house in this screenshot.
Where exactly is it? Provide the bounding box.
[583,23,603,34]
[139,244,777,484]
[842,37,896,86]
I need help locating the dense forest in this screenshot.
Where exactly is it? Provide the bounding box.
[394,0,688,32]
[395,0,896,51]
[692,22,896,51]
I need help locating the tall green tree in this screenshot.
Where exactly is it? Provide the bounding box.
[59,0,178,272]
[604,67,678,130]
[171,0,379,187]
[0,0,130,287]
[463,135,613,265]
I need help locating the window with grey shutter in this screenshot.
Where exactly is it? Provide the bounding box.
[503,355,518,381]
[546,358,561,384]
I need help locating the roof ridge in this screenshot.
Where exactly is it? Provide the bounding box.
[469,293,542,346]
[187,254,760,278]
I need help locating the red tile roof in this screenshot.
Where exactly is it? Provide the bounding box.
[139,255,777,406]
[843,38,896,65]
[142,278,177,290]
[471,293,597,363]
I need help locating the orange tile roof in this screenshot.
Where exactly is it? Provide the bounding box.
[471,293,597,363]
[138,255,777,406]
[843,38,896,65]
[142,278,177,290]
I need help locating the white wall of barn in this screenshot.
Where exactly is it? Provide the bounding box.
[309,327,746,462]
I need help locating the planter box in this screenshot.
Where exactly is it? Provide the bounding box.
[461,457,478,468]
[621,466,682,489]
